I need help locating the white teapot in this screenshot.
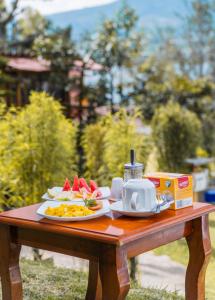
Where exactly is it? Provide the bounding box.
[123,179,157,211]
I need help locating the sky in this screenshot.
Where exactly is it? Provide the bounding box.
[8,0,116,15]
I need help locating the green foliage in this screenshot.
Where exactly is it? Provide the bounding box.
[82,109,151,185]
[0,0,19,42]
[195,146,208,158]
[103,110,148,181]
[106,1,142,68]
[134,56,215,120]
[82,120,107,185]
[92,1,144,106]
[0,56,14,98]
[132,0,215,134]
[182,0,215,78]
[14,7,49,40]
[152,0,215,79]
[33,27,77,99]
[0,102,20,207]
[0,92,77,209]
[201,110,215,155]
[152,102,202,172]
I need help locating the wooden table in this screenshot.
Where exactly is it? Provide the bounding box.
[0,202,214,300]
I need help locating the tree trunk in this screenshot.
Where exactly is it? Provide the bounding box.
[77,66,85,175]
[109,72,114,114]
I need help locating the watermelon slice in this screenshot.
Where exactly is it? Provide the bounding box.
[90,180,98,193]
[72,175,79,192]
[62,178,71,191]
[79,178,91,193]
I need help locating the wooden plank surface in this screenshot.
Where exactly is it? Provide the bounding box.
[0,202,214,245]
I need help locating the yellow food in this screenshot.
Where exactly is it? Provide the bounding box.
[45,204,95,217]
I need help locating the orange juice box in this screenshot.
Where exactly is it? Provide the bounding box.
[144,172,193,210]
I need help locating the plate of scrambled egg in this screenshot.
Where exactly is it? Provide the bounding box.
[37,200,110,221]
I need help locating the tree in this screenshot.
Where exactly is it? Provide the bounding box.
[201,109,215,154]
[182,0,215,78]
[152,102,202,172]
[154,0,215,79]
[91,1,144,110]
[82,119,107,185]
[0,92,77,209]
[82,109,150,185]
[33,26,77,101]
[0,56,14,98]
[76,32,109,122]
[13,7,49,41]
[0,0,20,42]
[133,56,215,120]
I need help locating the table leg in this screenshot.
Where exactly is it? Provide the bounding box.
[99,246,130,300]
[185,215,211,300]
[0,225,23,300]
[86,260,102,300]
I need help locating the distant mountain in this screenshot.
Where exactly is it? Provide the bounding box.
[47,0,191,40]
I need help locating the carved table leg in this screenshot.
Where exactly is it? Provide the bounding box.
[185,215,211,300]
[99,246,130,300]
[0,224,23,300]
[86,260,102,300]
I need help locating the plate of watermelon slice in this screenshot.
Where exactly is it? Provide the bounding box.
[42,176,111,202]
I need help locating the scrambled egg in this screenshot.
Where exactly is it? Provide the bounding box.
[45,204,95,217]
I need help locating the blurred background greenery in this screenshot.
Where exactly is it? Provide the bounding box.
[1,1,215,298]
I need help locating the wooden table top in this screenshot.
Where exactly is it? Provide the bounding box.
[0,202,214,245]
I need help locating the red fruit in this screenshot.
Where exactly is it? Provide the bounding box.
[72,175,79,192]
[96,190,102,198]
[90,180,98,193]
[79,178,91,193]
[62,178,71,191]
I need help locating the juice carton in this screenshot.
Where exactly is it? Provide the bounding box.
[144,172,193,210]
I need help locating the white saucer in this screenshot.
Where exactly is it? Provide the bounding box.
[110,200,170,217]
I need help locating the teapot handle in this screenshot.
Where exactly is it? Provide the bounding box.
[130,192,139,211]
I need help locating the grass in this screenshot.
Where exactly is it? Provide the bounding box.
[0,259,183,300]
[154,211,215,300]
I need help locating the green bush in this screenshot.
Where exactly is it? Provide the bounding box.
[103,110,149,181]
[82,119,107,185]
[0,56,14,98]
[82,109,150,185]
[202,111,215,155]
[0,92,77,209]
[152,101,202,172]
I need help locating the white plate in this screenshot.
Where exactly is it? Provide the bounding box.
[110,200,171,217]
[42,186,111,202]
[37,200,110,222]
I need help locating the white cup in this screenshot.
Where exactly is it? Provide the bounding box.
[123,179,157,211]
[110,177,124,201]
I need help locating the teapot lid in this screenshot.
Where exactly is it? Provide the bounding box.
[124,162,143,169]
